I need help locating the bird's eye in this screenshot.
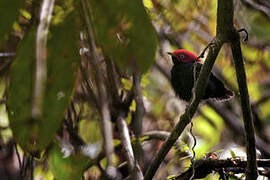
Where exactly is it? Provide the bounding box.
[179,54,185,59]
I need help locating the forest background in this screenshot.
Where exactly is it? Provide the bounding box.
[1,0,270,179]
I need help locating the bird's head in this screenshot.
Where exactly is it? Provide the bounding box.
[168,49,201,64]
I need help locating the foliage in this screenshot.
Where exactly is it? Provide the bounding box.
[0,0,270,179]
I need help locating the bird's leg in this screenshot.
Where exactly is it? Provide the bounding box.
[238,28,248,42]
[196,42,215,61]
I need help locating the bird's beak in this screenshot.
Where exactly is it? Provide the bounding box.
[167,52,176,57]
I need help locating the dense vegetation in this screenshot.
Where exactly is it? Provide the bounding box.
[1,0,270,179]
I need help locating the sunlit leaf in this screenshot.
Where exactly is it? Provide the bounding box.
[79,119,103,143]
[230,149,236,159]
[34,166,54,180]
[89,0,158,73]
[167,175,177,179]
[48,144,90,180]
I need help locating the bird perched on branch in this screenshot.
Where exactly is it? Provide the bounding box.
[168,49,234,102]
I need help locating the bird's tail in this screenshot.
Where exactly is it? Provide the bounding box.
[213,88,234,102]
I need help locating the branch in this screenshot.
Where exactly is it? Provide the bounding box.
[133,72,145,137]
[177,159,270,180]
[132,72,145,165]
[231,38,258,179]
[217,0,258,178]
[105,58,120,104]
[80,0,116,177]
[116,112,143,180]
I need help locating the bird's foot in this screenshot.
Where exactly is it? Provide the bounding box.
[238,28,248,42]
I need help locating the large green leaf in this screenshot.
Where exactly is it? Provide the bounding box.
[0,0,23,46]
[8,6,80,153]
[89,0,158,73]
[48,144,91,180]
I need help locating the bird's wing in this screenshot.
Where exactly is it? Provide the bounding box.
[195,63,234,101]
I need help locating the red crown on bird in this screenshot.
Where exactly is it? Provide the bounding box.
[168,49,201,63]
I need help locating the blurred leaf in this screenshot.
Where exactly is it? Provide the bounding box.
[48,144,90,180]
[79,119,103,143]
[34,165,54,180]
[193,106,224,157]
[89,0,158,73]
[121,78,132,90]
[201,106,224,131]
[230,149,236,159]
[8,6,80,153]
[167,175,177,179]
[237,7,270,43]
[0,0,23,46]
[20,9,31,20]
[8,28,36,152]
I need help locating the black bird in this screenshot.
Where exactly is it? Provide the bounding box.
[168,49,234,102]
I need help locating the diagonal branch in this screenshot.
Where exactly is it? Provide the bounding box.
[145,0,258,179]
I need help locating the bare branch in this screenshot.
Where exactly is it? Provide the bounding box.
[177,159,270,180]
[32,0,55,120]
[117,113,143,180]
[80,0,116,177]
[133,72,145,137]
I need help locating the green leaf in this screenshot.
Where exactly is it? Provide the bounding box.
[48,144,91,180]
[167,175,176,180]
[230,149,236,159]
[0,0,23,46]
[7,6,80,153]
[89,0,158,73]
[8,27,36,152]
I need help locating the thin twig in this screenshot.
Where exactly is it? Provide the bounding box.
[177,159,270,180]
[32,0,55,120]
[14,143,22,171]
[105,58,120,104]
[189,122,197,180]
[80,65,99,108]
[117,112,144,180]
[80,0,116,177]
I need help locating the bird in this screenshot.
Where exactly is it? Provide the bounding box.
[168,49,234,102]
